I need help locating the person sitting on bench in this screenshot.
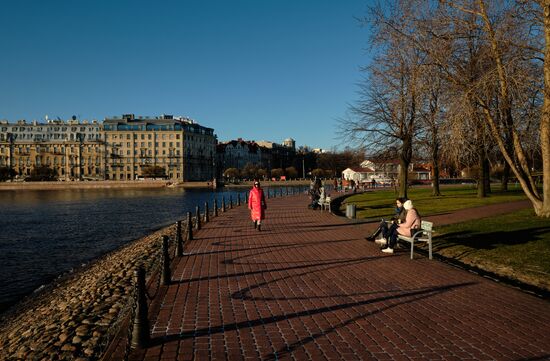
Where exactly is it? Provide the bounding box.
[382,199,421,254]
[367,197,407,242]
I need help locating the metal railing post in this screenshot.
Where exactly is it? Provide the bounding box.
[195,205,201,230]
[176,220,183,257]
[213,199,218,217]
[161,235,171,285]
[204,202,209,223]
[131,266,150,349]
[186,212,193,241]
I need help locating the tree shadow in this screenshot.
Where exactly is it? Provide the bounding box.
[263,282,476,360]
[435,226,550,251]
[146,281,476,350]
[170,253,376,285]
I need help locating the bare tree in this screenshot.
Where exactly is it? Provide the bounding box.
[340,1,423,198]
[442,0,549,216]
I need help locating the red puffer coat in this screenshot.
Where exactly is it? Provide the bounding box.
[248,187,266,221]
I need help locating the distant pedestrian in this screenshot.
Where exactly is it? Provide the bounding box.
[308,177,322,209]
[371,178,376,189]
[350,179,356,193]
[249,180,267,231]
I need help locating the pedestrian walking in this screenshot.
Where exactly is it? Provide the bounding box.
[249,180,267,231]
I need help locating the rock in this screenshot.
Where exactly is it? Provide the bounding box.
[72,335,82,344]
[61,343,76,352]
[75,325,90,337]
[59,333,69,343]
[16,345,29,358]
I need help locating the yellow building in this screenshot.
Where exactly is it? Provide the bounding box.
[102,114,185,181]
[0,119,103,180]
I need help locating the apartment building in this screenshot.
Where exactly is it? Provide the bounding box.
[102,114,217,181]
[178,116,217,181]
[102,114,185,181]
[0,119,103,180]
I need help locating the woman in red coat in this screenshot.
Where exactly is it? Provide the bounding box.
[248,180,267,231]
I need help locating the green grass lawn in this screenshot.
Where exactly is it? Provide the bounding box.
[432,208,550,292]
[339,185,550,292]
[340,185,528,220]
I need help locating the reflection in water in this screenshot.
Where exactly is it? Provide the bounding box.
[0,186,302,313]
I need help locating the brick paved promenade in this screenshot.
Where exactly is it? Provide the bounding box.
[106,194,550,360]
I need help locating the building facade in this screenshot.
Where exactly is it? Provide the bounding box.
[217,139,262,170]
[178,116,217,181]
[0,119,103,180]
[256,140,295,170]
[102,114,185,181]
[102,114,216,181]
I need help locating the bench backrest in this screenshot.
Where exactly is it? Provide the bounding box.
[421,221,433,231]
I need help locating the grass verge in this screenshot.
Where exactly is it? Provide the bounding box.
[340,185,528,220]
[429,207,550,293]
[340,185,549,294]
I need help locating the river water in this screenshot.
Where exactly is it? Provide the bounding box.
[0,186,306,314]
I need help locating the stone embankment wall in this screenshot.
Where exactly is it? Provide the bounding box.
[0,180,171,191]
[0,224,176,360]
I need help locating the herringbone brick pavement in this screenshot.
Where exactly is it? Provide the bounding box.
[105,193,550,360]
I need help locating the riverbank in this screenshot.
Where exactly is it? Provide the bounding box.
[0,223,174,360]
[0,179,312,191]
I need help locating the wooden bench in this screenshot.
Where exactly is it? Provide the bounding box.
[397,220,433,260]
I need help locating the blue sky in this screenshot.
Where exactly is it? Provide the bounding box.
[0,0,372,150]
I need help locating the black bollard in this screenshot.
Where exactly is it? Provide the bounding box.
[229,195,233,209]
[245,192,248,204]
[237,193,241,206]
[222,197,226,212]
[204,202,209,223]
[131,266,150,349]
[195,205,201,230]
[176,221,183,257]
[213,199,218,217]
[161,235,171,285]
[286,187,289,196]
[186,212,193,241]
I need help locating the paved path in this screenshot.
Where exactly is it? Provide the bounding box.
[106,194,549,360]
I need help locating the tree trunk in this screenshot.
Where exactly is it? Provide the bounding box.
[399,135,413,199]
[431,141,441,196]
[539,1,550,217]
[477,145,487,198]
[501,161,510,191]
[483,157,491,194]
